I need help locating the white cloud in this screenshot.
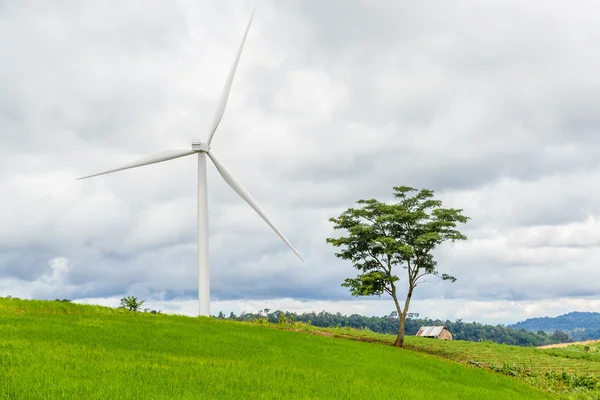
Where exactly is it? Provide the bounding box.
[40,257,70,286]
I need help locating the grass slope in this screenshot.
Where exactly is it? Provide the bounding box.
[0,299,550,400]
[266,322,600,398]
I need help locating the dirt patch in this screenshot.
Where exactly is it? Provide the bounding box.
[537,339,600,349]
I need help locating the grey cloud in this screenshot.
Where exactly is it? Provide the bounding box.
[255,0,600,198]
[2,0,600,323]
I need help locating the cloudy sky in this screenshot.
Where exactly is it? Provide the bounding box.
[2,0,600,325]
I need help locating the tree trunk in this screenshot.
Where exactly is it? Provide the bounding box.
[391,288,403,347]
[393,285,414,348]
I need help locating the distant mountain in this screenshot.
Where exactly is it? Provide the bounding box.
[508,311,600,341]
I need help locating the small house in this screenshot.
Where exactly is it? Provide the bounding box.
[416,326,453,340]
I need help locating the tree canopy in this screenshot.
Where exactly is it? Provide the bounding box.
[327,186,470,347]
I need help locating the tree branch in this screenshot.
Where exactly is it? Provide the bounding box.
[366,250,388,273]
[407,258,420,286]
[414,271,429,285]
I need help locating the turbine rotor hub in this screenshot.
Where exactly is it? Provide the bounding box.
[191,142,210,152]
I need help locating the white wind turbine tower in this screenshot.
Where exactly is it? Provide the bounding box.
[77,8,303,317]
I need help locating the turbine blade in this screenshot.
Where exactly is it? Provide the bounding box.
[206,7,256,146]
[207,150,304,261]
[77,149,196,180]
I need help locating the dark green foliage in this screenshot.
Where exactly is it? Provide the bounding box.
[544,371,599,391]
[550,330,573,343]
[509,312,600,341]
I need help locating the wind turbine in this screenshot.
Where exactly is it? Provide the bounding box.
[77,8,303,317]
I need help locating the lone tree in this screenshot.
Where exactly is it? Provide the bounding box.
[327,186,469,347]
[119,296,145,312]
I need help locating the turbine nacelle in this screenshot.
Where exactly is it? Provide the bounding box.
[191,142,210,152]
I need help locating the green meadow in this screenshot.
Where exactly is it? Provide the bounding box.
[0,298,571,399]
[266,320,600,398]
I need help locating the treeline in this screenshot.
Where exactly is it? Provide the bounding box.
[509,311,600,341]
[217,310,573,347]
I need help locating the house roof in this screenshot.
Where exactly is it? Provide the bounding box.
[416,326,448,337]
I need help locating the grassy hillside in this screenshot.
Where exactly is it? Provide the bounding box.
[265,322,600,398]
[0,299,552,400]
[543,341,600,361]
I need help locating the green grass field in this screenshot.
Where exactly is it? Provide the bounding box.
[262,320,600,398]
[0,298,554,399]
